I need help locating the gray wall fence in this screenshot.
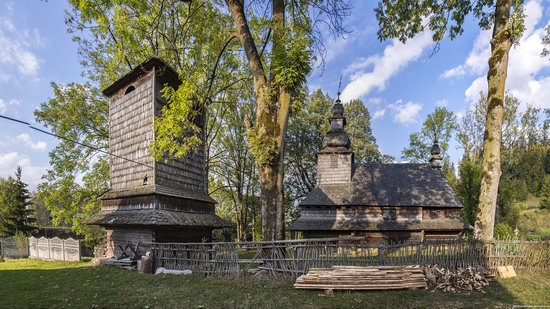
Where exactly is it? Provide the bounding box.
[0,237,81,261]
[0,237,29,258]
[28,237,81,261]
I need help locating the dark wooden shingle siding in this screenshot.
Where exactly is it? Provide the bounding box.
[153,79,208,194]
[109,71,155,191]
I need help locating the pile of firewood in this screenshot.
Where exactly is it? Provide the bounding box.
[424,265,494,293]
[294,266,427,290]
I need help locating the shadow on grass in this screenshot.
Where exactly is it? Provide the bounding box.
[0,263,531,309]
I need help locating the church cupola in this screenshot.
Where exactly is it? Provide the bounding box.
[322,97,351,151]
[430,138,442,170]
[316,92,354,185]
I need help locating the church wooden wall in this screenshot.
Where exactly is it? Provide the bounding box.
[105,228,154,257]
[153,79,207,194]
[107,67,208,194]
[109,71,155,191]
[317,153,353,185]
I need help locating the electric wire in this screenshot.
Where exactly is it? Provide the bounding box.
[0,114,154,170]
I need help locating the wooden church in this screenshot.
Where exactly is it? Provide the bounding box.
[289,96,470,243]
[88,58,229,257]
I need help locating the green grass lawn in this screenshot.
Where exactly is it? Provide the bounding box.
[1,259,549,308]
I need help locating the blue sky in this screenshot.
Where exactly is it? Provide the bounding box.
[1,0,549,190]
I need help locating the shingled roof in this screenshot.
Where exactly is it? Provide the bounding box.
[300,163,462,208]
[290,218,469,231]
[101,184,217,204]
[87,209,230,228]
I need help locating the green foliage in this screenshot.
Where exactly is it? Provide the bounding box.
[34,83,108,245]
[273,33,313,89]
[455,158,483,225]
[67,0,242,163]
[208,92,260,241]
[285,89,332,200]
[494,222,514,239]
[31,196,51,227]
[247,129,279,167]
[151,81,202,161]
[0,167,36,237]
[346,99,392,164]
[402,106,457,163]
[455,93,549,230]
[540,175,550,210]
[518,208,550,240]
[375,0,525,43]
[14,231,28,258]
[36,160,107,247]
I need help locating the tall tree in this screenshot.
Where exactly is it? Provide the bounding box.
[376,0,526,239]
[224,0,350,240]
[208,86,260,242]
[346,99,392,164]
[0,167,36,237]
[454,158,483,225]
[34,83,108,244]
[402,106,457,164]
[285,89,332,201]
[456,92,549,234]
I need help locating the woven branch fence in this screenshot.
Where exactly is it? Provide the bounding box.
[148,238,550,279]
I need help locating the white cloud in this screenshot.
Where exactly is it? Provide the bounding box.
[373,109,386,119]
[0,98,21,115]
[368,97,383,105]
[340,31,433,102]
[17,133,48,151]
[0,2,42,81]
[390,100,422,125]
[374,100,423,124]
[441,30,491,79]
[0,152,47,191]
[440,65,467,79]
[446,0,550,110]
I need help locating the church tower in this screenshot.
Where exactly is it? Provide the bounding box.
[88,58,229,257]
[316,95,354,185]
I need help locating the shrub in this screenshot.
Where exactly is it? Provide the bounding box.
[494,222,514,240]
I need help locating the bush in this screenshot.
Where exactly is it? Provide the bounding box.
[494,222,514,239]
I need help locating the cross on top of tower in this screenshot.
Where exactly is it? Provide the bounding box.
[336,75,342,103]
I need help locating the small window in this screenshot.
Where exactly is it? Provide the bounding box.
[125,85,136,95]
[330,155,338,168]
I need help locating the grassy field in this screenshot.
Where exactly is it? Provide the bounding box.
[0,259,549,308]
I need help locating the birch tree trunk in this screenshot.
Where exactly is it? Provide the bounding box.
[475,0,513,240]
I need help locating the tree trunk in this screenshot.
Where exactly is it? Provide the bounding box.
[226,0,290,241]
[259,164,280,241]
[475,0,513,240]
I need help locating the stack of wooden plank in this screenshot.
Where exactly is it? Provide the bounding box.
[294,266,427,290]
[100,257,137,270]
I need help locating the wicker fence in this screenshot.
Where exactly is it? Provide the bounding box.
[149,238,550,278]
